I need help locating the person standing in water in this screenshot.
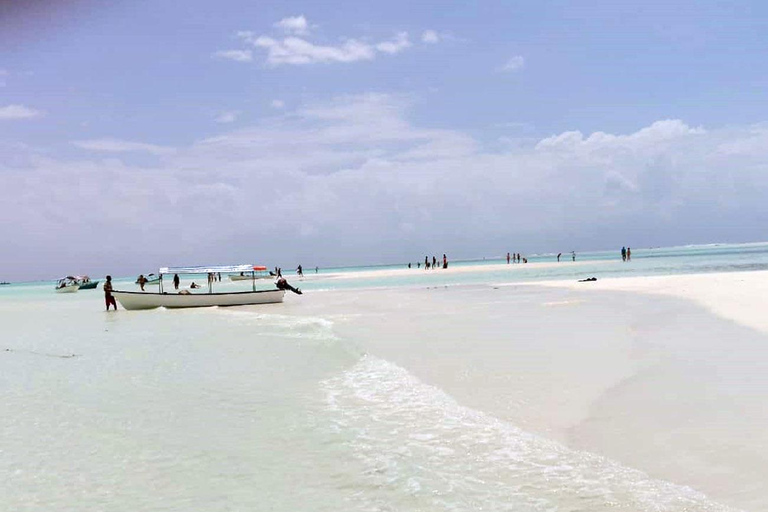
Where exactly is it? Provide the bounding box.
[104,275,117,311]
[137,274,147,291]
[507,252,511,264]
[627,247,632,261]
[173,273,180,290]
[621,247,627,262]
[572,251,576,262]
[557,253,562,262]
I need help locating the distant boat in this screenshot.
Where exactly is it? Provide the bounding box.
[0,281,10,286]
[55,277,79,293]
[229,265,271,281]
[113,265,296,311]
[135,273,161,285]
[75,275,99,290]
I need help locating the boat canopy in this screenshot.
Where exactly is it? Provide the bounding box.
[159,265,263,275]
[157,264,272,293]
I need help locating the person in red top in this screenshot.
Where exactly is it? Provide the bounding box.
[103,275,117,311]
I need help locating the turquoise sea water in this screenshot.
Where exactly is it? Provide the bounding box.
[4,242,768,296]
[303,241,768,291]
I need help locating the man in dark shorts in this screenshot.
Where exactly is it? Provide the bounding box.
[104,275,117,311]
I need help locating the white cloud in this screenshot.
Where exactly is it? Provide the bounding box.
[498,55,525,72]
[213,49,253,62]
[375,32,411,54]
[72,138,175,155]
[274,15,309,35]
[271,99,285,109]
[253,36,376,65]
[0,104,43,120]
[421,30,440,44]
[7,93,768,279]
[215,111,239,123]
[235,20,413,66]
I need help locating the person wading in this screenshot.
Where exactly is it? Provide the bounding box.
[104,275,117,311]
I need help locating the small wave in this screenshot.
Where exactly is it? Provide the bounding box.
[217,309,339,342]
[320,356,739,511]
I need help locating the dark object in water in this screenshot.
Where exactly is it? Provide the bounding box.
[578,277,597,282]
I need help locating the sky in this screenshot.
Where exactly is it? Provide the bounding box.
[3,0,768,280]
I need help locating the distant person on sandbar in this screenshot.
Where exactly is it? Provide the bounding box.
[443,254,448,269]
[297,264,303,277]
[432,256,437,269]
[572,251,576,262]
[137,274,147,291]
[315,266,318,273]
[104,275,117,311]
[621,246,626,262]
[557,253,562,262]
[408,262,411,269]
[627,247,631,261]
[507,252,510,264]
[425,256,429,269]
[173,273,180,290]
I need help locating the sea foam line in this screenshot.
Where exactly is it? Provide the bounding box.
[320,356,742,512]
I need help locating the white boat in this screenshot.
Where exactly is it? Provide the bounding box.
[112,288,285,310]
[229,265,272,281]
[113,264,295,311]
[55,277,80,293]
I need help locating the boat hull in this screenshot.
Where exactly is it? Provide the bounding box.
[78,281,99,290]
[56,285,79,293]
[112,289,286,310]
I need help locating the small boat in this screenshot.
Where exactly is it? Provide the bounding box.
[229,266,271,281]
[55,277,80,293]
[135,273,161,285]
[0,281,10,286]
[75,275,100,290]
[113,265,296,311]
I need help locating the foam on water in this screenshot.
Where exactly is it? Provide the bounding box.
[217,309,340,342]
[320,356,742,512]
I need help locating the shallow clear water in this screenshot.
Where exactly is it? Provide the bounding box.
[1,242,765,511]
